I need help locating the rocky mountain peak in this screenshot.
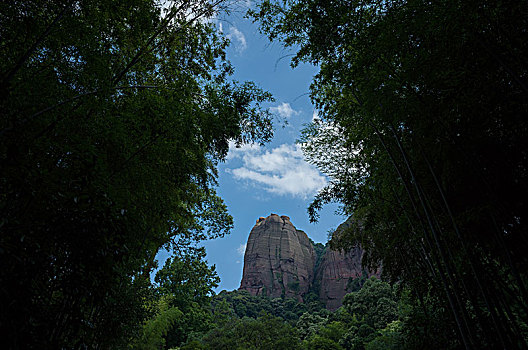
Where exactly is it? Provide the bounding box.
[239,214,378,309]
[239,214,316,301]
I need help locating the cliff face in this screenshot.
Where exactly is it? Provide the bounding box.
[239,214,316,301]
[239,214,377,309]
[315,246,367,310]
[315,217,380,310]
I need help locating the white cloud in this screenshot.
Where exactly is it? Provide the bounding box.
[226,141,259,161]
[237,243,246,256]
[228,26,247,52]
[219,23,247,53]
[226,143,327,198]
[270,102,300,119]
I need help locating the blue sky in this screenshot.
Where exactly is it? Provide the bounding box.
[158,3,346,292]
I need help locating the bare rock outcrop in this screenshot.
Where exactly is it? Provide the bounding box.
[239,214,316,301]
[239,214,379,309]
[315,218,380,310]
[315,246,369,310]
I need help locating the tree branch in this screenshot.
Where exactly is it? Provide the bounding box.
[1,1,76,90]
[0,85,160,137]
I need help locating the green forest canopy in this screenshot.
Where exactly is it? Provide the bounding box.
[1,0,272,348]
[1,0,528,349]
[250,0,528,349]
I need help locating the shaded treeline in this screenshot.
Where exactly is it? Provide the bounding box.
[251,0,528,348]
[0,0,272,348]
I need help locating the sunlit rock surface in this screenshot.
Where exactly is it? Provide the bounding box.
[239,214,379,309]
[239,214,316,301]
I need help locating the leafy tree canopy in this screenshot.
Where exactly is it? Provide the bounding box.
[0,0,273,348]
[250,0,528,348]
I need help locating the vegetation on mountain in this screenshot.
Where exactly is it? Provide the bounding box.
[162,277,424,350]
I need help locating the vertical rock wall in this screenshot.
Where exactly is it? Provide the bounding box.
[315,217,380,310]
[239,214,378,309]
[315,246,368,310]
[239,214,316,301]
